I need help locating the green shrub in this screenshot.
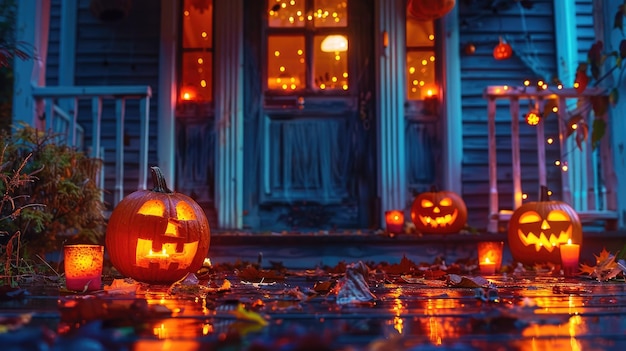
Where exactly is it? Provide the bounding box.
[0,123,105,257]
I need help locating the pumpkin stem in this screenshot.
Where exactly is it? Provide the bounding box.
[539,185,550,201]
[150,166,173,194]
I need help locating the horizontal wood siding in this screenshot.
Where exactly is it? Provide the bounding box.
[72,0,161,208]
[45,0,62,86]
[576,0,595,67]
[458,1,558,229]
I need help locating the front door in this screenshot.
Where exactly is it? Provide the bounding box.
[242,0,376,231]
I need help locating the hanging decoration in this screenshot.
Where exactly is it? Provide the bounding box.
[493,37,513,60]
[525,110,541,126]
[407,0,456,21]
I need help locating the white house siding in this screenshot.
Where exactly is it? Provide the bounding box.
[46,0,162,209]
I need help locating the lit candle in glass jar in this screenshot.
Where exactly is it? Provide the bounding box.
[64,244,104,291]
[385,210,404,234]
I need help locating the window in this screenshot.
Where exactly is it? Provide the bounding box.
[406,15,436,100]
[180,0,213,102]
[266,0,349,93]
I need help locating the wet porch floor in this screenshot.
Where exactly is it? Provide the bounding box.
[2,231,626,350]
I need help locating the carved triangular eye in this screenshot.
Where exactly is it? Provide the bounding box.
[138,200,165,217]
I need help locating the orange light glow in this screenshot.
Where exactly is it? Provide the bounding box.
[385,210,405,234]
[64,245,104,291]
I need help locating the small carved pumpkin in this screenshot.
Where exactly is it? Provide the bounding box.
[493,37,513,60]
[407,0,456,21]
[410,188,467,234]
[106,166,210,284]
[507,186,582,265]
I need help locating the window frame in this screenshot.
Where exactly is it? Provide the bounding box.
[264,0,352,97]
[177,0,215,105]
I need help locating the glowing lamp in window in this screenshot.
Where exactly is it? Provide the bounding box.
[105,166,211,284]
[180,86,197,101]
[321,35,348,52]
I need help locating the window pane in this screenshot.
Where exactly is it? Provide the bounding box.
[313,0,348,27]
[314,35,348,91]
[267,36,306,91]
[406,51,435,100]
[268,0,306,28]
[181,52,213,102]
[182,0,213,48]
[406,17,434,47]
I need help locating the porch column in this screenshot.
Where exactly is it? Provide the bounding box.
[157,0,178,188]
[214,0,244,229]
[375,0,407,226]
[12,0,50,129]
[600,0,626,228]
[554,0,586,210]
[439,6,462,194]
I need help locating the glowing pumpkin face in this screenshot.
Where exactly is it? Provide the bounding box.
[106,167,210,284]
[507,187,581,265]
[410,189,467,234]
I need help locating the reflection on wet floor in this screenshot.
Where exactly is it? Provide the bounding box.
[2,272,626,350]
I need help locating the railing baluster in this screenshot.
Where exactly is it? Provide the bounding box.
[91,97,102,159]
[115,98,126,205]
[138,96,150,190]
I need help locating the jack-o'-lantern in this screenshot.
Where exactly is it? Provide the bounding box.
[410,188,467,234]
[407,0,456,21]
[507,186,582,265]
[106,166,210,284]
[493,37,513,60]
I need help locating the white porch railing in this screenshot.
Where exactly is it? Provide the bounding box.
[31,85,152,205]
[484,85,618,233]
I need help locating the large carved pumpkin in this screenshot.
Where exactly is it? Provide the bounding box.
[407,0,456,21]
[507,186,582,265]
[106,166,210,284]
[410,188,467,234]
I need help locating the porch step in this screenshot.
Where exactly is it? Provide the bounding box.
[207,230,626,270]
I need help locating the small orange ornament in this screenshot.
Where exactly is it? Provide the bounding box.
[493,37,513,60]
[408,0,456,21]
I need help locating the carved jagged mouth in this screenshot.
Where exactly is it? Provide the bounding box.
[517,227,572,252]
[418,210,458,228]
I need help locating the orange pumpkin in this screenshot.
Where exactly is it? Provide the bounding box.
[407,0,456,21]
[493,37,513,60]
[106,166,210,284]
[410,188,467,234]
[507,186,582,265]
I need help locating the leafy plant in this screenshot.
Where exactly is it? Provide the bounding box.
[0,123,105,260]
[572,3,626,149]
